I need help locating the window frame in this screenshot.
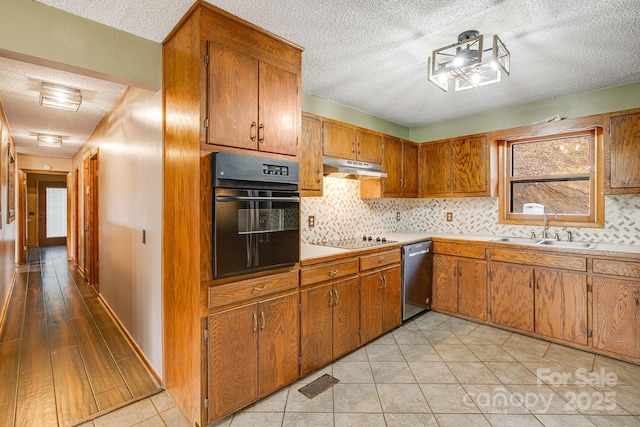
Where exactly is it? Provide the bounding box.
[498,127,604,228]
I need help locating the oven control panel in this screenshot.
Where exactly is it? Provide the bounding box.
[262,164,289,176]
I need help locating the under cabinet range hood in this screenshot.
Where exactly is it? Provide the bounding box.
[323,156,387,179]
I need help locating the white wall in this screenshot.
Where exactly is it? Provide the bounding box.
[18,154,71,172]
[72,87,163,376]
[0,102,16,323]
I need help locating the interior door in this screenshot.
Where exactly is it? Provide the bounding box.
[37,181,67,246]
[83,153,99,289]
[17,169,26,263]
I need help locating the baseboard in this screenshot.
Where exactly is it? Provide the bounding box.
[0,269,17,333]
[97,294,162,386]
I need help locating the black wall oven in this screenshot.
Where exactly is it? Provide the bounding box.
[212,152,300,278]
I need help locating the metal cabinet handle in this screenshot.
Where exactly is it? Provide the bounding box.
[329,290,333,307]
[250,121,257,141]
[334,289,339,305]
[379,257,387,264]
[258,123,265,143]
[253,285,267,292]
[261,311,265,330]
[253,313,258,333]
[329,269,339,277]
[379,275,384,290]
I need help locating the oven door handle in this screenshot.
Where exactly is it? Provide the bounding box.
[216,195,300,203]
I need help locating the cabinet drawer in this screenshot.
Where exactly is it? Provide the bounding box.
[593,258,640,279]
[360,250,401,271]
[433,242,485,259]
[301,258,359,286]
[208,271,298,309]
[489,248,587,272]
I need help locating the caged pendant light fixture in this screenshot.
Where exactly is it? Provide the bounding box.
[427,30,510,92]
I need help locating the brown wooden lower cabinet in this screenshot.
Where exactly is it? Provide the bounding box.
[207,291,299,423]
[432,255,458,313]
[489,263,534,332]
[432,254,486,320]
[592,276,640,358]
[300,276,360,375]
[534,269,588,345]
[360,265,401,344]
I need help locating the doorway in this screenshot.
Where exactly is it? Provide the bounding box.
[24,172,68,249]
[37,181,67,246]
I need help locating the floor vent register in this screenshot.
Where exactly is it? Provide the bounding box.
[298,374,339,399]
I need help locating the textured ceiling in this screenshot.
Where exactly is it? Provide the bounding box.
[37,0,640,129]
[3,0,640,160]
[0,56,125,159]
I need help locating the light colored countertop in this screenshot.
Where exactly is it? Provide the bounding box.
[301,232,640,261]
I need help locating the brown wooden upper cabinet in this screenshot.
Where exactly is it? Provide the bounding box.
[300,114,323,196]
[323,121,382,163]
[381,136,418,197]
[604,109,640,194]
[207,43,299,156]
[419,134,495,197]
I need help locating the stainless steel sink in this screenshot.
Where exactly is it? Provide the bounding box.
[489,236,598,249]
[490,237,540,244]
[536,240,597,249]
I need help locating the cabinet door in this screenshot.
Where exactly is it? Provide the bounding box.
[382,136,403,195]
[592,276,640,358]
[419,141,451,196]
[300,115,323,194]
[360,271,384,344]
[382,265,402,333]
[402,142,419,196]
[432,254,458,313]
[452,135,487,194]
[609,113,640,190]
[458,259,487,321]
[208,304,258,422]
[208,43,259,150]
[258,61,298,155]
[356,129,382,163]
[489,263,534,332]
[333,277,361,358]
[258,292,299,396]
[323,121,355,159]
[300,283,333,375]
[535,270,587,345]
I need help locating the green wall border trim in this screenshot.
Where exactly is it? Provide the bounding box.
[0,0,161,91]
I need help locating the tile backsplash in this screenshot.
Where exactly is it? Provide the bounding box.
[301,177,640,246]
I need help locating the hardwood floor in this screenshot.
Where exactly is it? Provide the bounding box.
[0,246,161,426]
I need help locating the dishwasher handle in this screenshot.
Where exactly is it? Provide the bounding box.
[408,249,429,257]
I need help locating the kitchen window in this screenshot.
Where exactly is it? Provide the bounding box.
[499,128,604,227]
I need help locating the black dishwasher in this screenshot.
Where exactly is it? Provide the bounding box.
[402,241,433,321]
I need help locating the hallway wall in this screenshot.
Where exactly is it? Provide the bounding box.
[72,87,163,376]
[0,101,17,324]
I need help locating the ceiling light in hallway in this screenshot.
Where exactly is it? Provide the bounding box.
[37,133,63,148]
[39,82,82,111]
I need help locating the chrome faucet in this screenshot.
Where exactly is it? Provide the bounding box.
[542,207,558,239]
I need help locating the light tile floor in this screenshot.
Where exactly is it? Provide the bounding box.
[82,312,640,426]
